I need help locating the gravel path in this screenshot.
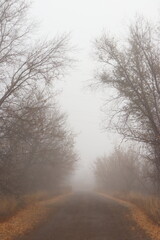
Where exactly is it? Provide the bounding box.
[18,192,152,240]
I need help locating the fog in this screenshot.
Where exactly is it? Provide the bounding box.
[27,0,160,190]
[1,2,160,239]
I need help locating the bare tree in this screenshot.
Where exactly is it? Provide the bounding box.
[94,147,147,194]
[0,88,77,195]
[94,17,160,188]
[0,0,76,195]
[0,0,71,108]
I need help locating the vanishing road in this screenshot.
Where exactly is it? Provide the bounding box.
[18,193,151,240]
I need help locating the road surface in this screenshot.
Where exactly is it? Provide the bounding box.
[18,193,151,240]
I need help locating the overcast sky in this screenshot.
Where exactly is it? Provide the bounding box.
[30,0,160,189]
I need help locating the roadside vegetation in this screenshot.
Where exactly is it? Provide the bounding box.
[0,191,54,221]
[0,0,76,221]
[93,16,160,226]
[94,147,160,225]
[121,193,160,225]
[0,193,70,240]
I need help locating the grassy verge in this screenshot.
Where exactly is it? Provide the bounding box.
[0,191,58,222]
[99,192,160,240]
[112,192,160,225]
[0,193,71,240]
[0,196,23,221]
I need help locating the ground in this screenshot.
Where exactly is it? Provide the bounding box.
[17,192,152,240]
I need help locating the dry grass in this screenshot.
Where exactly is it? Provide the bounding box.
[0,196,22,221]
[0,191,51,221]
[99,192,160,240]
[23,191,50,204]
[0,193,71,240]
[113,192,160,225]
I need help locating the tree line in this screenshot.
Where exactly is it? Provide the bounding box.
[94,17,160,194]
[0,0,77,196]
[1,1,160,197]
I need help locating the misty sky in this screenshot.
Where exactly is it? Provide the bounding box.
[30,0,160,189]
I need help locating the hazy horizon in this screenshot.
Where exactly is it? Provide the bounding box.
[29,0,160,189]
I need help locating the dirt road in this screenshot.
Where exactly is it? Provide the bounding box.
[18,192,151,240]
